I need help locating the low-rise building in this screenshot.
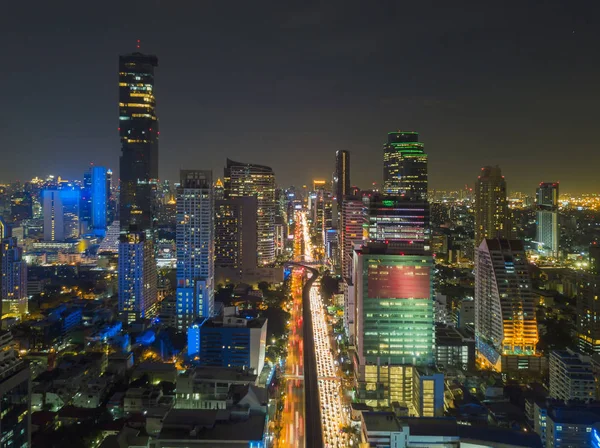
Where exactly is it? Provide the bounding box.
[533,402,600,448]
[175,366,258,409]
[360,413,542,448]
[131,362,177,385]
[187,307,267,375]
[151,408,268,448]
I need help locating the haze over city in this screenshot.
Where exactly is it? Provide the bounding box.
[2,0,600,192]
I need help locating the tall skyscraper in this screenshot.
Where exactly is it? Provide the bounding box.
[0,330,31,447]
[42,188,80,241]
[353,243,436,409]
[474,166,510,246]
[118,230,157,323]
[215,197,258,272]
[383,132,427,200]
[354,243,435,366]
[91,166,108,237]
[176,170,214,330]
[224,159,276,265]
[118,51,159,232]
[536,182,559,258]
[1,237,27,318]
[475,239,539,371]
[334,150,350,201]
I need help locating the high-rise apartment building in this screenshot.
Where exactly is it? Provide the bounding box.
[42,188,80,241]
[176,170,214,330]
[340,196,366,338]
[383,132,427,200]
[215,197,258,272]
[224,159,276,265]
[1,237,27,318]
[475,239,539,371]
[474,166,510,246]
[118,52,159,232]
[366,193,430,254]
[0,330,31,447]
[536,182,559,258]
[118,230,157,323]
[334,150,350,201]
[549,350,595,402]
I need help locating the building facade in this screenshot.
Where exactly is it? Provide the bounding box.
[0,330,31,448]
[42,188,80,241]
[383,132,427,200]
[354,244,435,367]
[475,238,539,371]
[549,350,595,402]
[215,197,258,272]
[176,170,214,330]
[340,196,366,339]
[224,159,276,265]
[474,166,510,246]
[536,182,559,258]
[91,166,109,237]
[188,308,267,375]
[576,273,600,355]
[118,52,159,232]
[118,230,157,323]
[1,237,27,318]
[366,194,430,254]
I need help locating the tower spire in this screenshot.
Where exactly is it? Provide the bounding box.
[136,39,141,50]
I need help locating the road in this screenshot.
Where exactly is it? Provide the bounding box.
[278,268,306,448]
[301,266,324,448]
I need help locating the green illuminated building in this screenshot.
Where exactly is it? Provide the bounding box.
[353,242,435,409]
[383,132,427,200]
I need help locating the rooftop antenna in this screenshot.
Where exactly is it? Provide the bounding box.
[136,39,141,50]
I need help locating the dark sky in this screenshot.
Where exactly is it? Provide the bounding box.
[2,1,599,193]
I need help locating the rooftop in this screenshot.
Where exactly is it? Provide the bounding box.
[362,414,542,448]
[180,366,257,384]
[158,409,266,442]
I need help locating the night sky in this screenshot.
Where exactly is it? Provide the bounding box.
[2,1,599,193]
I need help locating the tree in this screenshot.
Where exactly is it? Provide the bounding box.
[258,281,271,295]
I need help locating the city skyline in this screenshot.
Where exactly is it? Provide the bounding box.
[2,1,600,193]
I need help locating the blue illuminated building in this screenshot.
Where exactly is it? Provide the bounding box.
[187,307,267,375]
[592,426,600,448]
[91,166,108,237]
[42,187,80,241]
[176,170,214,330]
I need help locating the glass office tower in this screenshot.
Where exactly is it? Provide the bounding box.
[383,132,427,200]
[118,52,159,232]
